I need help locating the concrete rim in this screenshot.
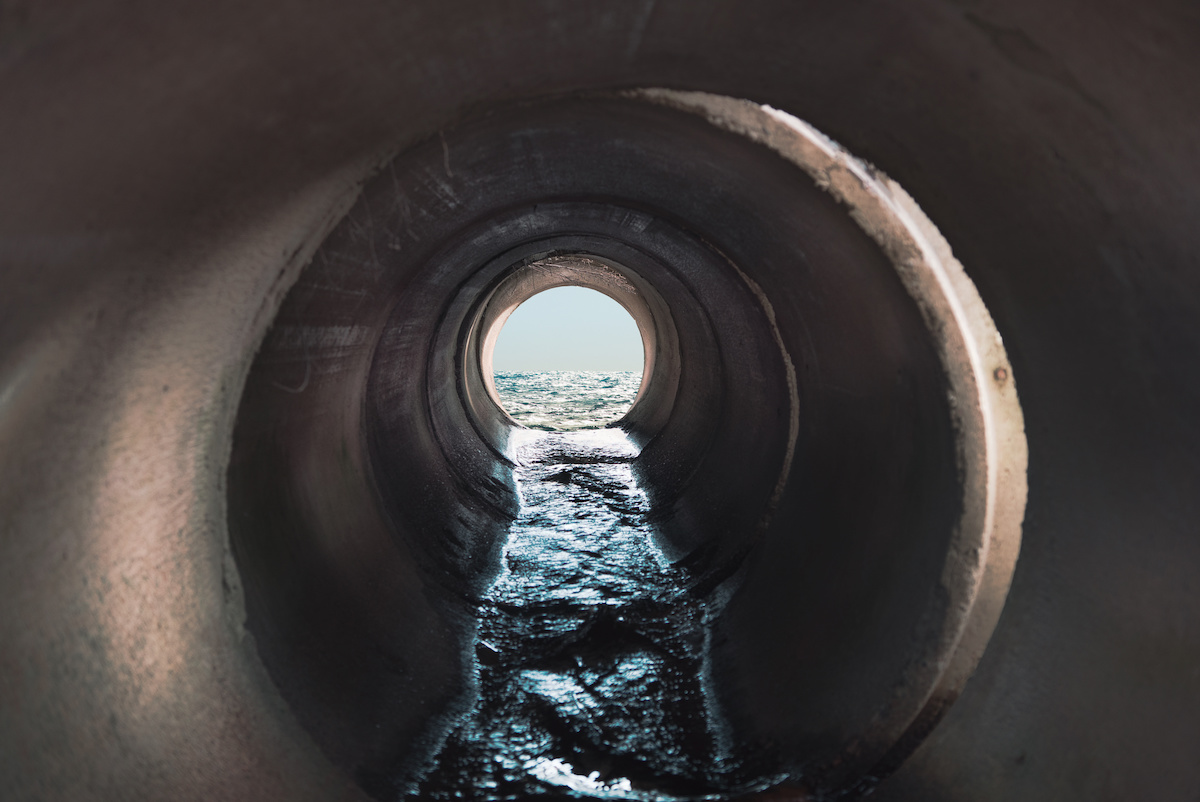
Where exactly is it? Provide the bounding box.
[632,89,1029,778]
[225,88,1030,797]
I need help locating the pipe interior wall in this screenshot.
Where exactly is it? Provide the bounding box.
[122,93,1013,797]
[2,2,1199,801]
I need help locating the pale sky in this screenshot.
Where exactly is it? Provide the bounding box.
[492,286,644,372]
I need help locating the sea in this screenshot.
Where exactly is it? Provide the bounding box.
[492,371,643,431]
[413,372,782,800]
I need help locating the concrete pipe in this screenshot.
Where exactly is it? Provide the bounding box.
[2,3,1198,801]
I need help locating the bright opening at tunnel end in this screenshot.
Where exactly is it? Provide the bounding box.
[490,285,646,431]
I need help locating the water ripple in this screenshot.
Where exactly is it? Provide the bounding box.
[413,428,784,800]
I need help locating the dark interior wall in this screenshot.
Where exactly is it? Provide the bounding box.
[2,2,1198,801]
[222,99,807,791]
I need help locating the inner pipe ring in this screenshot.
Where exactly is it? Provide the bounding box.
[473,256,663,430]
[226,89,1028,799]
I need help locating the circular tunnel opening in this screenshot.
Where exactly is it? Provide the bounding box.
[225,90,1027,801]
[486,284,647,431]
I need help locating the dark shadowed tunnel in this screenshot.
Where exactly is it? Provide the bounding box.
[2,3,1198,801]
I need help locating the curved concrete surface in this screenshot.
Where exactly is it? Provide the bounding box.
[2,3,1199,801]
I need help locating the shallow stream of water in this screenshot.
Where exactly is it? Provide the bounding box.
[412,375,780,800]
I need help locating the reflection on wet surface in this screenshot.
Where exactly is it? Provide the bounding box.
[413,429,780,801]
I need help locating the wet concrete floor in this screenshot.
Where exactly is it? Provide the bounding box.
[412,429,780,801]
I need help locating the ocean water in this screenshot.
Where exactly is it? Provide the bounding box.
[493,371,642,431]
[413,373,782,800]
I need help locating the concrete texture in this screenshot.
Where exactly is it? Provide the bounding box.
[2,1,1199,800]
